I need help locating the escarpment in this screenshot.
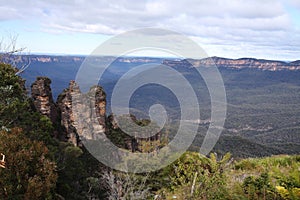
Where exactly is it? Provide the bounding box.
[163,57,300,71]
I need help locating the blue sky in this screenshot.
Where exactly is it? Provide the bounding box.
[0,0,300,60]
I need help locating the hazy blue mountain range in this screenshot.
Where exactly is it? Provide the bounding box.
[16,55,300,157]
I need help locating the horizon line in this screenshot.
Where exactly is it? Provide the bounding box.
[5,52,297,63]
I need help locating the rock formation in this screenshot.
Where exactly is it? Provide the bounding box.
[93,85,107,132]
[107,114,138,151]
[106,114,162,153]
[57,81,81,145]
[31,77,58,125]
[56,81,107,146]
[31,77,162,152]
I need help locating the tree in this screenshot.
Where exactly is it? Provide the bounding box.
[0,62,105,199]
[0,62,58,151]
[0,128,57,199]
[0,63,27,129]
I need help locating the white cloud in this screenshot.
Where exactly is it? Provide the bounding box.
[284,0,300,9]
[0,0,289,33]
[0,0,299,59]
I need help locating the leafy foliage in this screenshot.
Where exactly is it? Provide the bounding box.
[229,155,300,200]
[0,128,57,199]
[0,63,26,129]
[0,62,106,199]
[156,152,232,199]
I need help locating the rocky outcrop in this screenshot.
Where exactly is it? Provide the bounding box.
[31,77,58,125]
[31,77,161,152]
[57,81,81,145]
[31,77,107,146]
[107,114,138,151]
[56,81,107,146]
[74,85,107,141]
[93,86,106,131]
[107,114,162,152]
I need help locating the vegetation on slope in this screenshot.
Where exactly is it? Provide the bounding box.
[0,62,299,199]
[0,62,105,199]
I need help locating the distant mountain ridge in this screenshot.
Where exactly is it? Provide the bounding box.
[5,54,300,71]
[163,56,300,71]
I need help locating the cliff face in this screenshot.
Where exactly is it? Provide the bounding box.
[31,77,161,152]
[57,81,81,145]
[93,86,106,131]
[31,77,58,125]
[106,114,162,153]
[32,78,107,146]
[163,57,300,71]
[56,82,107,146]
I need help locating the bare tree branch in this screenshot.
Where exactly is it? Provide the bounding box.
[0,34,30,75]
[102,167,151,200]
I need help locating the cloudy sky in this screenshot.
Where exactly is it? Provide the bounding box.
[0,0,299,60]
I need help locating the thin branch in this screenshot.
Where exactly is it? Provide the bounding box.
[0,34,30,75]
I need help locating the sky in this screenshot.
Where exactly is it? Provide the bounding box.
[0,0,300,60]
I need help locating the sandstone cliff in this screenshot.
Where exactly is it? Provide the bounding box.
[31,77,162,152]
[31,77,58,125]
[163,57,300,71]
[56,82,107,146]
[56,80,81,145]
[31,78,107,146]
